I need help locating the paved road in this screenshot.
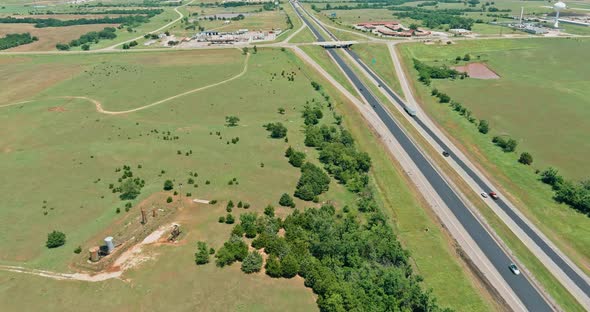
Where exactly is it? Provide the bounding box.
[290,1,553,311]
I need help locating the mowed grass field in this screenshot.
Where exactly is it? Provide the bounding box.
[398,38,590,276]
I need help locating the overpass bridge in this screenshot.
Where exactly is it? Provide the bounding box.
[312,41,357,48]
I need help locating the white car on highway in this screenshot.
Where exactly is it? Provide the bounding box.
[509,263,521,275]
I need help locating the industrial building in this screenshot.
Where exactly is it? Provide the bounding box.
[354,21,431,37]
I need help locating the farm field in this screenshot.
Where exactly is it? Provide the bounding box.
[0,23,117,51]
[398,38,590,276]
[0,47,349,310]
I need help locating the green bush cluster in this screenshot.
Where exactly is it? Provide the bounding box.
[0,33,37,50]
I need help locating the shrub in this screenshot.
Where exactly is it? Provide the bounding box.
[225,115,240,127]
[241,251,263,273]
[232,224,244,237]
[74,246,82,254]
[166,196,173,203]
[119,178,142,200]
[265,255,282,277]
[288,150,306,168]
[209,247,215,254]
[163,179,174,190]
[492,136,518,152]
[46,231,66,248]
[218,216,226,223]
[279,193,295,208]
[195,241,210,265]
[237,201,243,208]
[294,162,330,201]
[240,213,258,238]
[478,120,490,134]
[225,214,235,224]
[518,152,533,165]
[264,205,275,217]
[263,122,288,138]
[215,235,248,267]
[280,254,299,278]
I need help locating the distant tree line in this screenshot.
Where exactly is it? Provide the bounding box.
[0,32,37,50]
[394,8,477,30]
[35,8,163,16]
[0,15,151,28]
[56,27,117,50]
[80,0,181,7]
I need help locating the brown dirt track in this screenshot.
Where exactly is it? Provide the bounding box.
[453,62,500,79]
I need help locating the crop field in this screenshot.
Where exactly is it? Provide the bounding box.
[0,47,361,310]
[398,38,590,275]
[0,23,118,51]
[194,11,287,32]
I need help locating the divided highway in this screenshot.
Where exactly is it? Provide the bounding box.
[289,1,554,311]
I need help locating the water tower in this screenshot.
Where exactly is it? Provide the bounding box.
[554,1,566,28]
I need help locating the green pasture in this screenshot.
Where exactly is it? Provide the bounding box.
[398,38,590,276]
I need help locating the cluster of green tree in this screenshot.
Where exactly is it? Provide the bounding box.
[81,0,180,7]
[268,205,447,311]
[413,58,462,85]
[46,230,66,248]
[40,8,163,17]
[110,164,144,200]
[302,104,323,125]
[0,32,37,50]
[215,234,249,267]
[279,193,296,208]
[316,129,371,192]
[262,2,277,11]
[394,8,476,30]
[263,122,288,138]
[541,168,590,215]
[285,146,306,168]
[487,7,511,12]
[201,14,245,21]
[122,40,138,49]
[56,27,116,50]
[0,15,151,28]
[294,162,331,201]
[492,135,518,152]
[195,241,210,265]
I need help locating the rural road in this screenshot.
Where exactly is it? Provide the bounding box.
[103,0,195,51]
[290,0,556,310]
[385,42,590,308]
[305,2,590,308]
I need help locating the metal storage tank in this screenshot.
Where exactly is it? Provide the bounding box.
[89,246,100,262]
[104,236,114,254]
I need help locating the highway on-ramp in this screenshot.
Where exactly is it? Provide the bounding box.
[289,1,554,311]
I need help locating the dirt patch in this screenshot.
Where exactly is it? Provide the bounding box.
[453,62,500,80]
[48,106,66,112]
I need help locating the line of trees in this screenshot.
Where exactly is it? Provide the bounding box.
[394,8,476,30]
[0,32,37,50]
[56,27,117,50]
[53,8,162,16]
[81,0,181,7]
[0,15,151,28]
[541,168,590,215]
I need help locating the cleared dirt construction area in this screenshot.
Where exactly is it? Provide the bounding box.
[454,62,500,80]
